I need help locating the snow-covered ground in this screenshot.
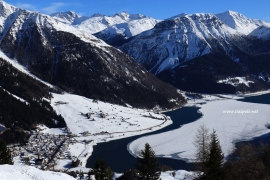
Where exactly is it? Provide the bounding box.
[217,77,254,87]
[114,170,193,180]
[0,164,193,180]
[160,170,193,180]
[0,165,76,180]
[39,93,172,170]
[128,92,270,162]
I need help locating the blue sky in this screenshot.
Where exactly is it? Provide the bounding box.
[4,0,270,21]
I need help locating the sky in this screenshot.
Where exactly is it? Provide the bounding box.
[4,0,270,21]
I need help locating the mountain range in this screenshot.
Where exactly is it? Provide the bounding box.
[0,0,270,142]
[120,11,270,93]
[51,7,270,94]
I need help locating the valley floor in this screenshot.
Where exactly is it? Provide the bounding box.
[12,92,173,171]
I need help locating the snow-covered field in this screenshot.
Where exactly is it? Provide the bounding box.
[128,92,270,162]
[43,93,172,169]
[0,164,193,180]
[0,165,75,180]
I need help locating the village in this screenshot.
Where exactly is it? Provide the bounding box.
[8,127,78,170]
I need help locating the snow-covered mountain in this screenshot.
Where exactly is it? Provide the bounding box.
[121,13,241,74]
[50,10,81,25]
[216,10,270,36]
[120,13,270,93]
[50,11,160,46]
[0,1,185,109]
[76,12,158,34]
[94,13,161,46]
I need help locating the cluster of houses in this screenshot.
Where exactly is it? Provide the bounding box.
[8,128,77,170]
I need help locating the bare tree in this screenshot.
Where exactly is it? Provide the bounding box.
[191,124,210,179]
[225,143,270,180]
[193,124,210,163]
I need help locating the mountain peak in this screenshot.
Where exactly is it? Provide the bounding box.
[0,0,19,17]
[50,10,80,24]
[113,11,130,20]
[216,10,270,35]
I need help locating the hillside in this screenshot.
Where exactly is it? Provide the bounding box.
[0,1,185,109]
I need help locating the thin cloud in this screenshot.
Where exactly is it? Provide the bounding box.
[15,3,37,11]
[41,2,82,14]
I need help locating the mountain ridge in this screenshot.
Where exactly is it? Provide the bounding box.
[120,12,270,93]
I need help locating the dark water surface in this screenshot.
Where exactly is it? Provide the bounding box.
[86,107,202,172]
[237,93,270,105]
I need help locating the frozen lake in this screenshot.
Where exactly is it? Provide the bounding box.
[86,92,270,172]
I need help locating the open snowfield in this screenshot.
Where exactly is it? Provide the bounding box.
[0,165,75,180]
[129,93,270,162]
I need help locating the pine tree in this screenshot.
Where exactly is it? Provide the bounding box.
[135,143,160,180]
[88,159,113,180]
[0,140,12,165]
[203,130,226,180]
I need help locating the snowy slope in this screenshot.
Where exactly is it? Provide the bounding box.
[121,13,240,74]
[0,165,75,180]
[216,10,270,36]
[249,25,270,39]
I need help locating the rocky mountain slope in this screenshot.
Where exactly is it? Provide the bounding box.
[120,12,270,93]
[0,1,185,109]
